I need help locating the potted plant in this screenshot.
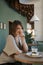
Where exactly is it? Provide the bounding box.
[24,31,34,51]
[25,31,34,44]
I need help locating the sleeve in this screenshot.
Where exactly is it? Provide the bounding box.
[3,35,22,56]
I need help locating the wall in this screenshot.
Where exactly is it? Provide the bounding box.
[33,0,43,41]
[42,0,43,41]
[34,0,43,41]
[0,0,27,52]
[22,0,43,41]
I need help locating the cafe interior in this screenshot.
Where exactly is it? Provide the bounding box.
[0,0,43,65]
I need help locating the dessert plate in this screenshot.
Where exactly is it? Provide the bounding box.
[26,52,42,58]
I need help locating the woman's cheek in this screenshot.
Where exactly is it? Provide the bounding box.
[16,30,20,35]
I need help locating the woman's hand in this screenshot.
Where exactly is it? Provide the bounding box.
[16,50,22,55]
[19,29,28,52]
[19,29,25,37]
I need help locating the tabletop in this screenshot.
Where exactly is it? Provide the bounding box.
[14,52,43,64]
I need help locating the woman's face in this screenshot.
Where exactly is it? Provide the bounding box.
[15,25,23,36]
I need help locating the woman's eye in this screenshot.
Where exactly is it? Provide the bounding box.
[17,28,19,30]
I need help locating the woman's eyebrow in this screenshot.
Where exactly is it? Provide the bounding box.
[17,28,20,29]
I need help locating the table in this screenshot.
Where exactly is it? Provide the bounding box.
[14,52,43,64]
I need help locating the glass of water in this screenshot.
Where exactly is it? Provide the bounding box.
[31,46,38,54]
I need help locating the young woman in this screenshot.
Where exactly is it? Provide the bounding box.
[0,20,28,65]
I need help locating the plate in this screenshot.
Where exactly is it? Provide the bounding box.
[26,52,42,58]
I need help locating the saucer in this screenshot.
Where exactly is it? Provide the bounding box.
[26,52,42,58]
